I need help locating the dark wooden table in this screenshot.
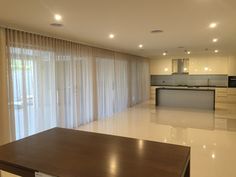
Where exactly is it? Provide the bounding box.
[0,128,190,177]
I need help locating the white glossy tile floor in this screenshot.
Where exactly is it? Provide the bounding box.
[78,101,236,177]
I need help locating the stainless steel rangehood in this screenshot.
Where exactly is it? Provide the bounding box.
[172,58,189,74]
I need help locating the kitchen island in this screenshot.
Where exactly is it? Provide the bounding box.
[156,87,215,110]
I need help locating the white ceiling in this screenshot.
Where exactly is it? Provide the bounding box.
[0,0,236,57]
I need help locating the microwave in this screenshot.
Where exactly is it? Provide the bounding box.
[228,76,236,88]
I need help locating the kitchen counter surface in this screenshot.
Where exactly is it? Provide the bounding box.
[156,87,216,91]
[151,85,228,89]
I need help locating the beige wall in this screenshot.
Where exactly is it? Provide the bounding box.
[149,55,236,75]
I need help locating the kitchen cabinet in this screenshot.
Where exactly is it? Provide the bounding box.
[215,88,236,119]
[150,56,231,75]
[150,86,158,104]
[149,58,172,75]
[227,88,236,104]
[228,56,236,76]
[215,88,236,103]
[189,56,228,75]
[215,88,228,103]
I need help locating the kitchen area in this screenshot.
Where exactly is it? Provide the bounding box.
[150,55,236,130]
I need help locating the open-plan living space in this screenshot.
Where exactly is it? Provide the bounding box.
[0,0,236,177]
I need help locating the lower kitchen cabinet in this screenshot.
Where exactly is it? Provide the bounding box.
[150,86,158,103]
[215,88,236,119]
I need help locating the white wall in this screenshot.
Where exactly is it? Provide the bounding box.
[149,55,236,75]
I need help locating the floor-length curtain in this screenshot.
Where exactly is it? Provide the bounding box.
[78,45,93,124]
[131,58,138,105]
[6,30,57,139]
[95,50,115,119]
[141,60,150,101]
[130,56,150,105]
[5,28,149,140]
[96,57,115,119]
[6,29,94,140]
[114,53,129,112]
[54,43,94,128]
[55,41,76,128]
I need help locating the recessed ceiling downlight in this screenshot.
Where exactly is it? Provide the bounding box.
[151,29,163,33]
[50,23,63,27]
[163,51,167,56]
[214,49,219,53]
[109,34,115,39]
[209,22,217,29]
[212,38,218,43]
[185,50,191,54]
[54,14,62,21]
[138,44,143,48]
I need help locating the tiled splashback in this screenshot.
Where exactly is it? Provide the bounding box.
[151,74,228,86]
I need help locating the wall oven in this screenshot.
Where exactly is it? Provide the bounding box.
[228,76,236,88]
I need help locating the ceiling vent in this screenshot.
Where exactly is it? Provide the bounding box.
[151,29,163,33]
[50,23,63,27]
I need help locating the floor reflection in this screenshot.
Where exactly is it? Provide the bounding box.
[79,101,236,177]
[150,106,236,132]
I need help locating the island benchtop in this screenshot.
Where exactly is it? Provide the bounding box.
[156,87,216,92]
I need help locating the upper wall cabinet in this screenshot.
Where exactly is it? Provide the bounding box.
[150,56,235,76]
[189,56,228,75]
[149,58,172,75]
[228,56,236,76]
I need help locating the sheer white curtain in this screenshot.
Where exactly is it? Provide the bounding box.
[114,53,129,112]
[55,44,93,128]
[78,45,93,124]
[6,29,94,140]
[130,56,150,105]
[55,42,77,128]
[131,57,138,105]
[96,57,115,119]
[6,31,57,139]
[140,60,150,101]
[5,28,149,140]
